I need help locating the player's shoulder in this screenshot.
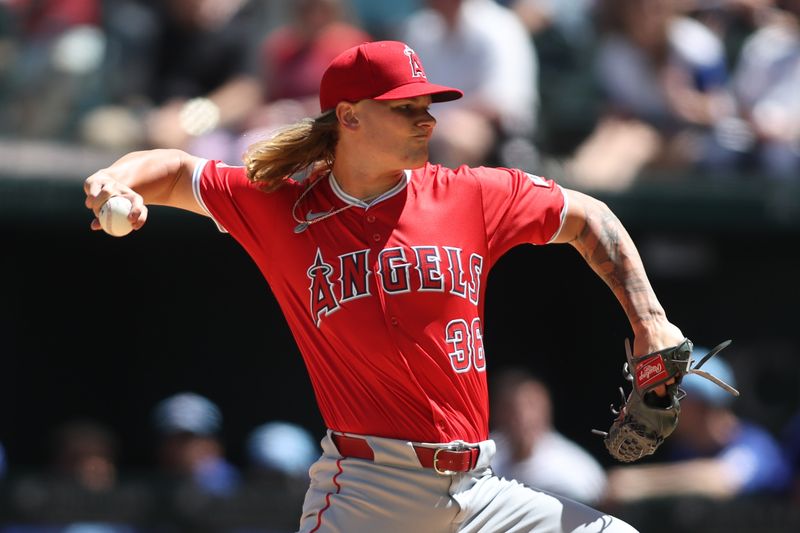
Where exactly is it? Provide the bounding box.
[201,160,307,192]
[410,162,474,190]
[201,159,247,180]
[412,162,513,180]
[412,162,552,187]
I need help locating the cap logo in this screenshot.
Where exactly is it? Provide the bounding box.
[403,45,426,79]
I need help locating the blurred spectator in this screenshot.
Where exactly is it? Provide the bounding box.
[490,367,608,505]
[4,419,151,529]
[604,353,791,503]
[238,420,318,522]
[245,420,318,483]
[568,0,734,190]
[683,0,773,65]
[81,0,264,161]
[506,0,600,157]
[508,0,594,40]
[400,0,539,168]
[781,408,800,503]
[50,419,119,492]
[237,0,371,156]
[349,0,421,39]
[260,0,370,109]
[0,0,106,140]
[722,0,800,180]
[162,421,319,533]
[152,391,241,496]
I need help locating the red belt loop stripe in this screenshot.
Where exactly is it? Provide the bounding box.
[331,433,480,474]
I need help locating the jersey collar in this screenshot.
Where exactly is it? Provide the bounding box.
[328,170,411,208]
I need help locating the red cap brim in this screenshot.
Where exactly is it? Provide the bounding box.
[373,82,463,104]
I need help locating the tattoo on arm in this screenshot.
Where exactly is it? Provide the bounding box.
[571,202,662,328]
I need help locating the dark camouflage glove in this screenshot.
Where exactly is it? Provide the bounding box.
[593,338,739,463]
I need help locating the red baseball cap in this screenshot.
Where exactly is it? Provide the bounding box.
[319,40,463,113]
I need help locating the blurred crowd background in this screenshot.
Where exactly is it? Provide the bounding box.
[2,0,799,184]
[2,0,800,532]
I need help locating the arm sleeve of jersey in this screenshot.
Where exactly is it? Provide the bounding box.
[472,166,567,258]
[192,158,265,237]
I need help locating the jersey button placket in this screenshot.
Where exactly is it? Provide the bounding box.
[365,209,394,331]
[365,211,380,242]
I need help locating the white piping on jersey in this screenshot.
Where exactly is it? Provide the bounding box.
[547,184,569,244]
[190,163,564,242]
[191,158,229,233]
[328,169,411,208]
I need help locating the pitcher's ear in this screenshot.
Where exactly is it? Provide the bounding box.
[336,103,359,129]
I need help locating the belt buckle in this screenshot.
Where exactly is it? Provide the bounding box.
[432,442,471,476]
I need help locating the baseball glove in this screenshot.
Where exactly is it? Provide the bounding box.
[593,338,739,463]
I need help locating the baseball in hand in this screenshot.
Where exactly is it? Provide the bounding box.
[98,196,134,237]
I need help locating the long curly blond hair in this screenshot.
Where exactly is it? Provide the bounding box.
[243,112,339,191]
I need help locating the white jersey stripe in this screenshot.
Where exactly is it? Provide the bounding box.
[547,184,569,244]
[191,158,228,233]
[329,169,411,208]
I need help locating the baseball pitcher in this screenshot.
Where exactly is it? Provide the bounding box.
[83,41,735,532]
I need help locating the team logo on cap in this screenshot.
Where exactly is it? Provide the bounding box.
[403,45,426,79]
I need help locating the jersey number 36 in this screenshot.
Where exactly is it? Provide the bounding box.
[445,317,486,373]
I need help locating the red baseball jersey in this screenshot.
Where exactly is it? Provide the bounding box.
[194,161,566,443]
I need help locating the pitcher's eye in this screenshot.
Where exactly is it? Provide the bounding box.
[393,104,430,114]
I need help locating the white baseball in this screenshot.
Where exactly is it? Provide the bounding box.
[98,196,134,237]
